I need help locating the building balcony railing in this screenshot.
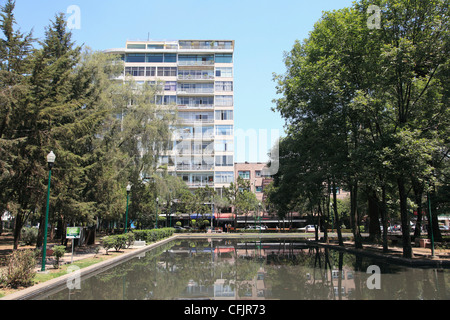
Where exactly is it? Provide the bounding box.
[176,164,214,171]
[177,104,214,110]
[178,61,215,66]
[177,88,214,94]
[186,181,215,188]
[178,74,215,80]
[174,133,214,140]
[178,119,214,124]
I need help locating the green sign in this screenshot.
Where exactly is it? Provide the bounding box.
[66,227,81,239]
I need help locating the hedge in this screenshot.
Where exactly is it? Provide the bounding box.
[132,228,175,244]
[101,228,174,254]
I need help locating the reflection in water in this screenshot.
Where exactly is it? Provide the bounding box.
[42,239,449,300]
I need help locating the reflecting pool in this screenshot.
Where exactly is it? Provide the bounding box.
[41,238,449,300]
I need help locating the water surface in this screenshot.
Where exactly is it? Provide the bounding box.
[41,238,449,300]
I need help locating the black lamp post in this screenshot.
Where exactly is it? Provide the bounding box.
[41,151,55,272]
[124,183,131,233]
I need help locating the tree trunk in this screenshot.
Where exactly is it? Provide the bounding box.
[367,189,381,242]
[397,176,412,258]
[332,180,343,246]
[350,182,362,249]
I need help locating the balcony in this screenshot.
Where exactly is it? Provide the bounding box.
[178,74,214,80]
[178,60,215,66]
[177,104,214,110]
[176,164,214,171]
[177,87,214,95]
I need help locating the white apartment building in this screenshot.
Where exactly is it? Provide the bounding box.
[106,40,235,194]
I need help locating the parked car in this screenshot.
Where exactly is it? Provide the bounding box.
[298,225,317,232]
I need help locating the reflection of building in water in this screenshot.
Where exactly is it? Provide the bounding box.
[306,266,355,299]
[173,241,355,300]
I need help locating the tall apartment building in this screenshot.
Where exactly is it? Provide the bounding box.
[106,40,235,194]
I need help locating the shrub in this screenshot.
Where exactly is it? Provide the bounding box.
[21,227,38,246]
[113,234,127,252]
[52,245,67,269]
[102,236,115,255]
[124,232,135,248]
[2,249,37,288]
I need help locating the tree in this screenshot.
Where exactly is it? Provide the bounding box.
[272,0,449,257]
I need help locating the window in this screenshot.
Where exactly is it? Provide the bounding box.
[238,171,250,179]
[215,110,233,121]
[215,81,233,92]
[255,170,261,177]
[215,95,233,106]
[147,44,164,49]
[157,67,177,77]
[127,44,146,49]
[215,155,233,167]
[126,53,145,63]
[215,125,233,136]
[146,67,156,77]
[256,186,263,192]
[215,54,233,63]
[125,67,145,76]
[146,53,164,63]
[164,81,177,91]
[164,53,177,63]
[215,140,233,152]
[216,67,232,77]
[215,172,234,183]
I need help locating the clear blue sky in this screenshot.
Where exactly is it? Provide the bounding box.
[8,0,354,162]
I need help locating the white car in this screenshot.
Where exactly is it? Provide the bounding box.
[298,225,317,232]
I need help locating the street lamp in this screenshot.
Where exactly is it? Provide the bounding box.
[258,202,262,234]
[124,183,131,233]
[41,151,55,271]
[155,197,159,229]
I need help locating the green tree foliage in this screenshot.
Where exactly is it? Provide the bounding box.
[272,0,449,257]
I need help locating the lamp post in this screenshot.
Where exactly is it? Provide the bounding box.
[258,202,262,234]
[427,184,435,257]
[155,197,159,229]
[41,151,55,272]
[124,183,131,233]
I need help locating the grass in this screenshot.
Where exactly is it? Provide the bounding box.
[1,252,121,298]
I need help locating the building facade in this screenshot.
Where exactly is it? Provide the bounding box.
[234,162,273,202]
[106,40,235,193]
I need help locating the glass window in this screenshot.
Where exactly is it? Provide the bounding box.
[215,155,233,167]
[146,67,156,77]
[164,53,177,63]
[146,53,164,63]
[215,140,233,152]
[255,170,261,177]
[215,81,233,92]
[164,81,177,91]
[157,67,177,77]
[215,125,233,136]
[215,54,233,63]
[215,96,233,106]
[215,67,232,77]
[238,171,250,179]
[215,110,233,120]
[256,186,263,192]
[147,44,164,49]
[215,172,234,183]
[125,67,145,76]
[127,44,146,49]
[126,53,145,63]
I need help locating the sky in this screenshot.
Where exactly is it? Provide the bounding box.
[7,0,355,162]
